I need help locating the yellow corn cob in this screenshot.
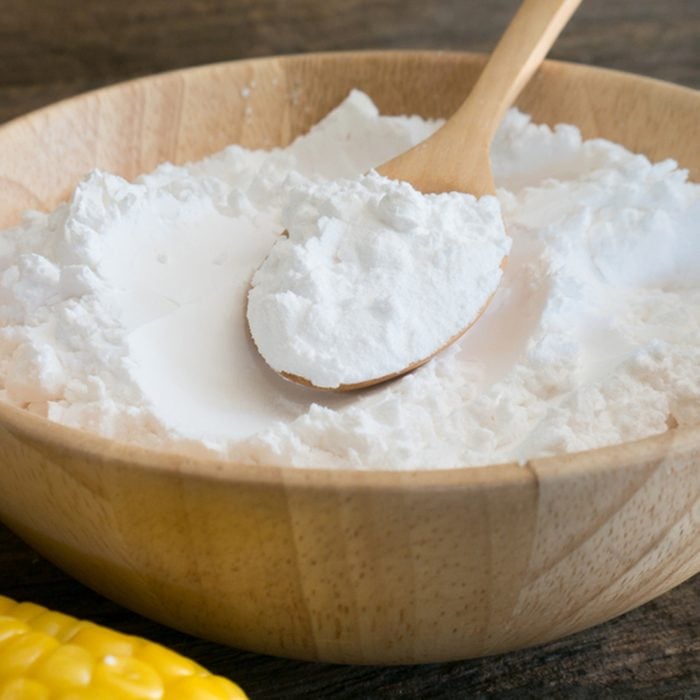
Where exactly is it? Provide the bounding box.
[0,595,248,699]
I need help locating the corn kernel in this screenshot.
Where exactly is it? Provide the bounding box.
[68,623,136,659]
[31,644,93,689]
[0,631,59,677]
[0,678,50,700]
[93,654,163,699]
[136,643,199,681]
[164,674,249,700]
[0,617,29,645]
[30,610,83,642]
[11,603,46,623]
[58,688,119,700]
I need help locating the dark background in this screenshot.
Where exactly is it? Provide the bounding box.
[1,1,698,697]
[1,0,698,123]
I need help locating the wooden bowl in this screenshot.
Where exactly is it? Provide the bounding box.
[0,52,698,665]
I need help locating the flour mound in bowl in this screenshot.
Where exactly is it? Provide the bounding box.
[0,90,698,469]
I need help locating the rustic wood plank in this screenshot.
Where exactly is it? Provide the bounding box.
[1,0,698,124]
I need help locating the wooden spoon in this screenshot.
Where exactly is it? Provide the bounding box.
[378,0,582,196]
[252,0,582,391]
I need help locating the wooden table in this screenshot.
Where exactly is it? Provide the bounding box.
[1,0,698,696]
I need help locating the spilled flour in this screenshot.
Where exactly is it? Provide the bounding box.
[0,90,698,469]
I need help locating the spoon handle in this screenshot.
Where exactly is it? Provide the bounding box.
[456,0,582,140]
[378,0,581,197]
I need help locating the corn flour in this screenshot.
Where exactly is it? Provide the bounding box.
[1,90,698,469]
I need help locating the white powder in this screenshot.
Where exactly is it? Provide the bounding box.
[0,89,698,469]
[247,172,509,388]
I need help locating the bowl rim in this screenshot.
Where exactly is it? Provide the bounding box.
[0,49,698,490]
[0,392,694,490]
[2,48,699,134]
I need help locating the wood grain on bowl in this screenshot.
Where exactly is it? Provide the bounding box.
[0,52,698,664]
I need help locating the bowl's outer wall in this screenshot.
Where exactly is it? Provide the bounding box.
[0,52,698,663]
[0,414,698,664]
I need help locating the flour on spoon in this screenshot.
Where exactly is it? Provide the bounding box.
[247,171,509,388]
